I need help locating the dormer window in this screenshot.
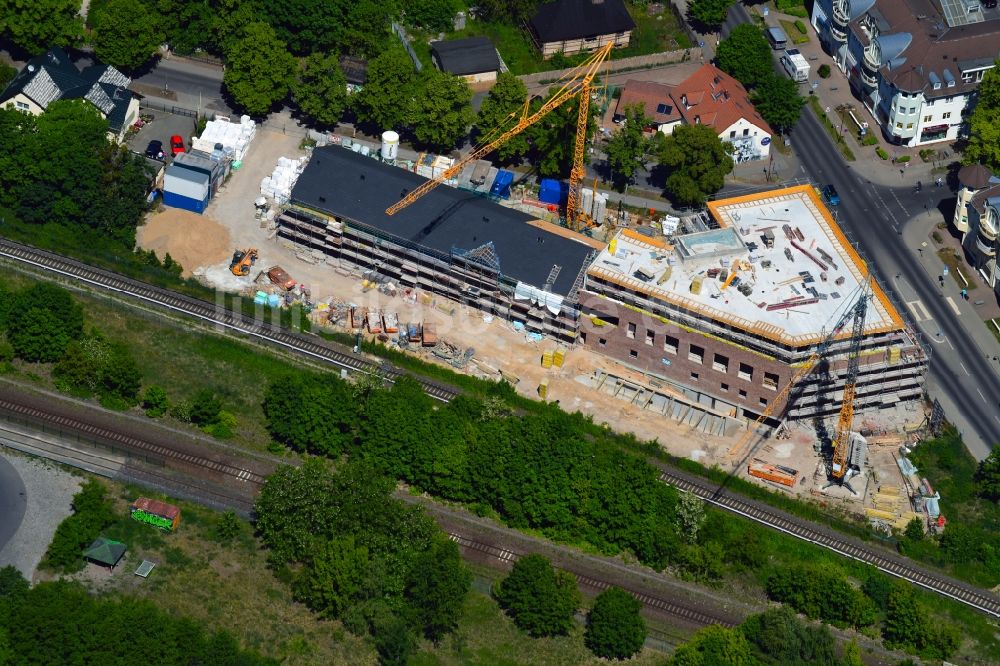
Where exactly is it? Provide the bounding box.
[681,94,688,108]
[694,116,700,124]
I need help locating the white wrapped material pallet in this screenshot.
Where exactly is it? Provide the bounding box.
[193,116,257,161]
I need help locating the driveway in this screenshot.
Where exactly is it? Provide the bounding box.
[127,108,198,162]
[0,452,26,554]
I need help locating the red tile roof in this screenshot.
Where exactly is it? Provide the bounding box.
[614,80,681,125]
[132,497,180,519]
[670,64,771,136]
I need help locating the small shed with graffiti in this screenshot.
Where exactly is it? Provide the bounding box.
[131,497,181,531]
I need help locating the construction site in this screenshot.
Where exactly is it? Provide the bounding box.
[138,43,940,533]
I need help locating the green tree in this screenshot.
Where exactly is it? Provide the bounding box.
[403,0,459,31]
[476,0,541,24]
[740,605,838,666]
[293,53,349,128]
[142,385,169,417]
[751,74,805,133]
[903,516,924,541]
[91,0,164,72]
[295,536,370,617]
[584,587,646,660]
[974,447,1000,501]
[494,554,581,637]
[670,624,756,666]
[0,62,16,89]
[715,24,773,87]
[657,124,733,206]
[223,22,296,116]
[674,490,706,545]
[263,373,356,456]
[475,72,530,162]
[353,46,417,131]
[527,91,598,178]
[374,614,416,666]
[842,639,863,666]
[189,388,222,425]
[42,480,116,572]
[605,103,653,188]
[7,283,84,362]
[688,0,735,29]
[883,580,921,648]
[405,537,471,641]
[964,60,1000,172]
[214,510,242,542]
[0,566,28,600]
[0,0,83,54]
[408,70,474,151]
[212,0,260,54]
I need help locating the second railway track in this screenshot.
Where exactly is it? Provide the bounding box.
[1,236,998,619]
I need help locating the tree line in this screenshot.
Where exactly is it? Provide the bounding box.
[260,370,967,660]
[0,565,275,665]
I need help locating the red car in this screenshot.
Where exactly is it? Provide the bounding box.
[169,135,186,157]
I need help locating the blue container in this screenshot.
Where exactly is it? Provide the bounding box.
[162,190,207,214]
[267,294,281,308]
[490,170,514,199]
[538,178,568,205]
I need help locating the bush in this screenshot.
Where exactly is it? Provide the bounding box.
[919,148,935,162]
[817,64,831,78]
[188,389,222,426]
[42,480,116,572]
[142,385,169,418]
[794,19,807,34]
[896,154,911,163]
[876,147,889,160]
[861,134,878,146]
[7,284,84,362]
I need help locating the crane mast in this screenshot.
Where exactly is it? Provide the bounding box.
[566,82,592,231]
[830,291,868,478]
[385,43,613,218]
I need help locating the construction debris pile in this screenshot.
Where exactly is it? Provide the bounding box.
[890,445,947,535]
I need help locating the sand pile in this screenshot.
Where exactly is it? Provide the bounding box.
[137,209,232,276]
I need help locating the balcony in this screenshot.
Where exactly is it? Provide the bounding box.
[975,234,997,257]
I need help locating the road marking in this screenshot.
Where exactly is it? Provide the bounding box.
[946,296,961,316]
[906,300,932,321]
[977,388,987,403]
[961,362,971,376]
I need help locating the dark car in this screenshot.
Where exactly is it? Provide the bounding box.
[822,184,840,206]
[170,135,186,157]
[145,140,164,160]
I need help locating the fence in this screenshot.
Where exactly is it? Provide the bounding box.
[139,97,198,118]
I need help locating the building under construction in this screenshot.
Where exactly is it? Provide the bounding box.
[577,186,927,421]
[277,146,602,341]
[277,150,926,423]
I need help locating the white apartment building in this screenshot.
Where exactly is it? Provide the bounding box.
[811,0,1000,147]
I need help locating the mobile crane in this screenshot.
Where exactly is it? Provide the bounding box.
[385,42,614,231]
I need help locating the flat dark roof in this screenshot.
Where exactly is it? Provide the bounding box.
[290,146,595,297]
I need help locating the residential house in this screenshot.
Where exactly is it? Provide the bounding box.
[431,36,502,89]
[810,0,1000,146]
[529,0,635,58]
[0,47,139,142]
[613,79,683,134]
[670,64,772,162]
[954,164,1000,288]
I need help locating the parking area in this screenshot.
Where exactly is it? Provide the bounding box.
[127,107,198,163]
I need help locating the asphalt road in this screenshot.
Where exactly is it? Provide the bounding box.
[132,57,229,113]
[790,106,1000,454]
[0,453,27,554]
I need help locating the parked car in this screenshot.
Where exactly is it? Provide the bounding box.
[145,139,164,160]
[822,184,840,206]
[169,135,185,156]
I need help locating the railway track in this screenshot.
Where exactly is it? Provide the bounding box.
[446,532,737,628]
[0,238,459,403]
[659,468,1000,618]
[1,236,998,619]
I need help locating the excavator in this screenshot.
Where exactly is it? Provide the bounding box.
[229,248,258,277]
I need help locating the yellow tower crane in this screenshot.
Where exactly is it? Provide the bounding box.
[385,42,614,227]
[727,280,870,487]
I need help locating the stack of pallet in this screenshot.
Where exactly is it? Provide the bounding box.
[748,461,799,487]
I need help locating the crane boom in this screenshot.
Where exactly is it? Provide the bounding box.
[830,292,868,478]
[385,42,614,217]
[727,282,870,460]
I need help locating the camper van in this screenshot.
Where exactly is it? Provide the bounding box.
[780,49,810,83]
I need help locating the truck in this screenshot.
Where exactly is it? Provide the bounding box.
[267,266,296,290]
[780,49,810,83]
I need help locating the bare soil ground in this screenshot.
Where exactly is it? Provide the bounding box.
[137,208,231,277]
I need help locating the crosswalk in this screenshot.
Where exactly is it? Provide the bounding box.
[906,299,933,322]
